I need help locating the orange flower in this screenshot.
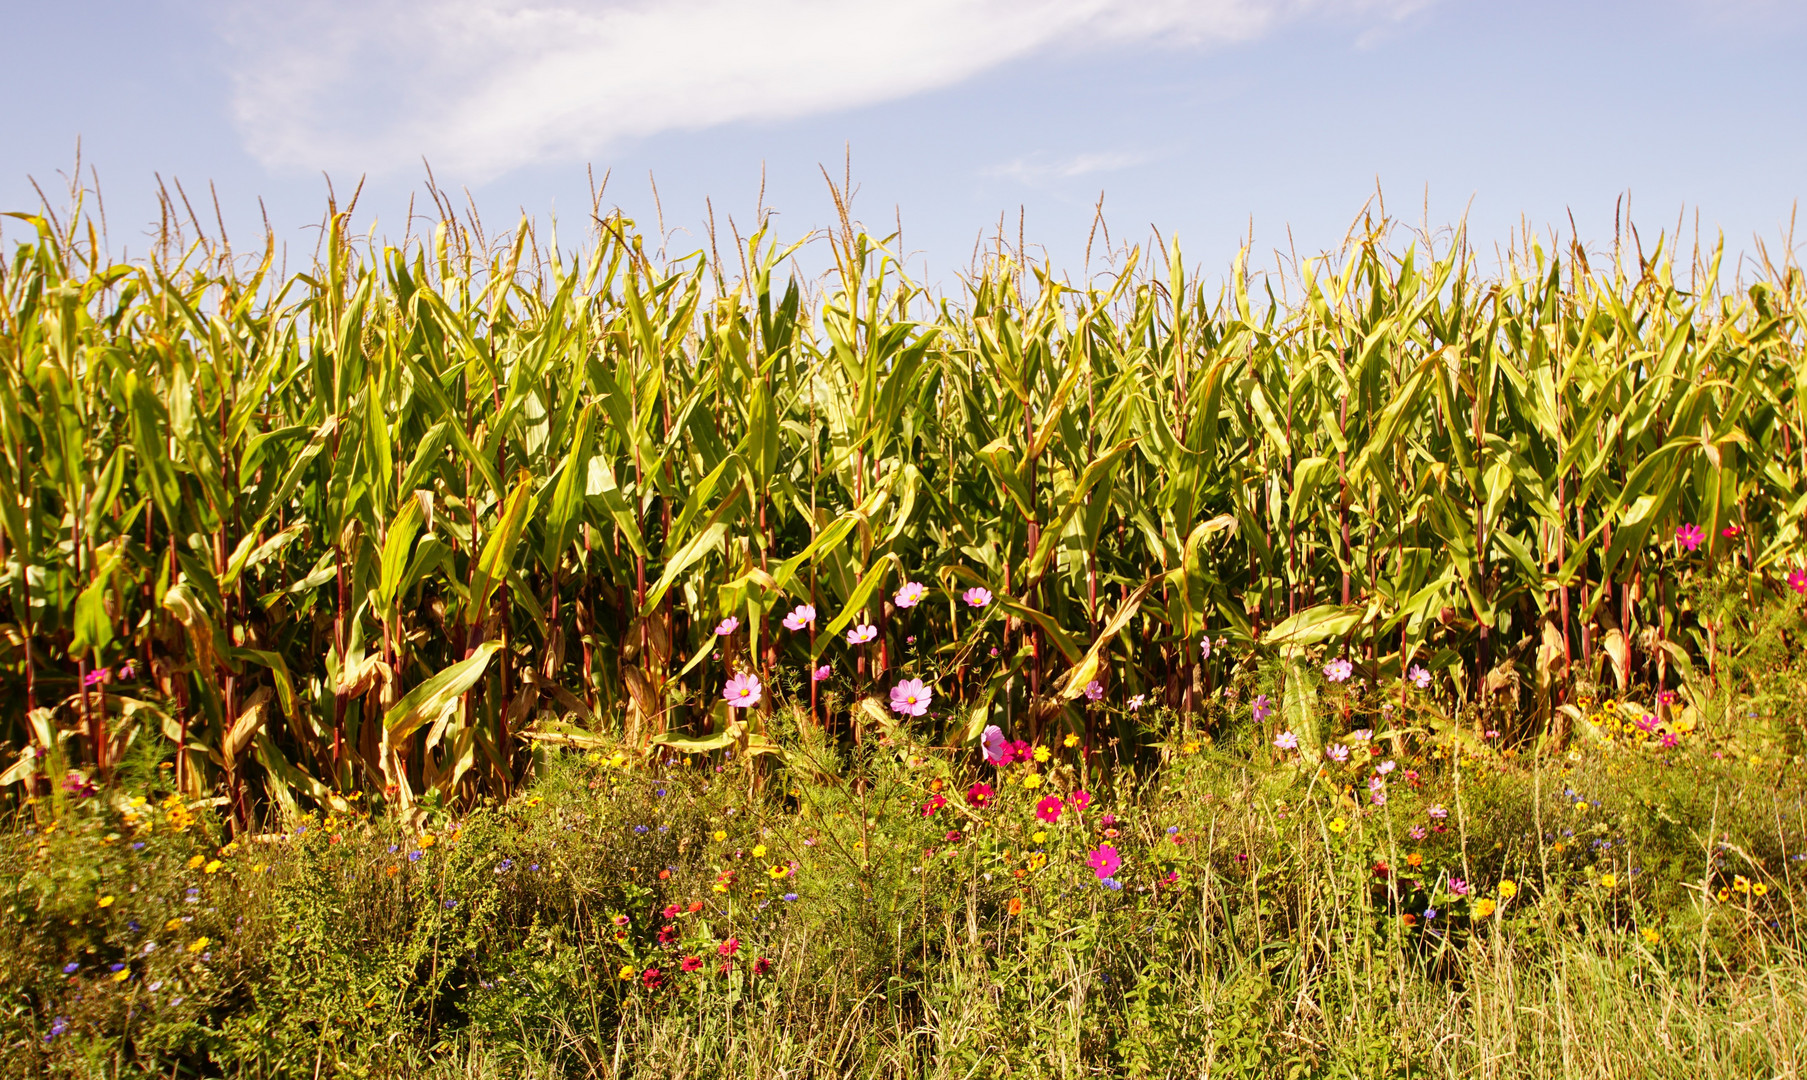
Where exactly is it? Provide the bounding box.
[1007,897,1024,915]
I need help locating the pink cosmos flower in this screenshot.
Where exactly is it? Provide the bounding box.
[1661,731,1679,749]
[1327,744,1350,763]
[1086,844,1122,880]
[1656,689,1677,706]
[782,604,816,630]
[1676,523,1705,551]
[82,668,109,688]
[1324,658,1353,683]
[1790,569,1807,596]
[981,724,1009,765]
[714,617,740,637]
[1252,694,1274,723]
[847,624,878,644]
[1448,878,1469,897]
[1408,665,1431,690]
[1722,524,1742,538]
[1067,790,1092,811]
[1409,826,1427,840]
[1035,795,1063,823]
[889,678,933,716]
[1273,730,1298,751]
[966,782,995,808]
[922,794,947,816]
[962,586,992,608]
[812,664,831,683]
[894,582,928,608]
[1083,680,1104,702]
[1129,694,1145,711]
[1428,804,1448,820]
[723,672,763,708]
[117,662,135,681]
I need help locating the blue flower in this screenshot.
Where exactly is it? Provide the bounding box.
[109,963,125,973]
[131,842,145,850]
[128,921,141,932]
[444,900,458,910]
[1424,907,1438,920]
[1166,826,1179,835]
[1101,877,1123,891]
[388,844,399,853]
[62,962,79,975]
[655,788,667,797]
[45,1016,69,1041]
[782,893,799,902]
[634,825,649,835]
[529,863,541,872]
[408,850,423,863]
[495,858,515,874]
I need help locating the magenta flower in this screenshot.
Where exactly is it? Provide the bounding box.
[1083,680,1104,702]
[1273,730,1298,751]
[1009,740,1032,763]
[1067,790,1092,811]
[847,623,877,645]
[1252,694,1274,723]
[812,664,831,683]
[1722,524,1742,538]
[1035,795,1063,824]
[962,586,992,608]
[1675,523,1704,551]
[82,668,110,688]
[894,582,928,608]
[1660,731,1679,749]
[1408,664,1431,690]
[1199,636,1212,659]
[1449,878,1470,897]
[782,604,816,630]
[1324,658,1353,683]
[714,617,740,637]
[981,725,1009,765]
[966,782,995,808]
[1789,569,1807,596]
[889,678,933,716]
[922,794,947,817]
[723,672,762,708]
[1086,844,1122,880]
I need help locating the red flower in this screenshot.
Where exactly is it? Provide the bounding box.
[1372,861,1389,879]
[966,783,994,808]
[922,794,947,817]
[658,924,678,945]
[681,956,703,973]
[752,956,772,976]
[687,900,705,913]
[642,967,664,989]
[662,904,680,919]
[1723,524,1742,538]
[718,937,740,957]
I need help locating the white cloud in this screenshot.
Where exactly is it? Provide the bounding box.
[982,151,1153,183]
[222,0,1432,179]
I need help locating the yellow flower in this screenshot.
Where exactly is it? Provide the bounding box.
[608,753,627,768]
[1497,880,1517,899]
[97,895,115,908]
[1473,898,1497,918]
[187,855,205,870]
[713,830,728,843]
[165,918,183,931]
[1641,927,1661,945]
[421,833,438,849]
[1717,887,1731,902]
[254,862,268,874]
[1754,882,1769,897]
[712,882,729,893]
[1027,852,1047,870]
[1021,774,1042,790]
[1328,818,1347,834]
[1031,831,1047,844]
[204,860,223,875]
[767,865,789,880]
[1063,734,1080,748]
[1033,745,1051,763]
[1182,741,1200,755]
[1733,875,1750,893]
[187,937,209,954]
[113,969,131,983]
[1598,873,1617,889]
[1573,801,1587,811]
[617,964,636,981]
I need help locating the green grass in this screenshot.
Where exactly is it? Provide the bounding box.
[7,686,1807,1078]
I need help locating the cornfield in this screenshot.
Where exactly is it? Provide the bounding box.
[2,184,1804,819]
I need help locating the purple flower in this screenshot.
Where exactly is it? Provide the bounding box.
[782,604,816,631]
[1273,730,1298,751]
[1252,694,1274,723]
[1449,878,1470,896]
[714,617,740,637]
[811,664,831,683]
[894,582,928,608]
[1087,844,1122,880]
[62,962,79,974]
[889,678,933,717]
[1324,658,1353,683]
[963,586,993,608]
[1408,665,1431,690]
[1676,523,1705,551]
[1409,826,1427,840]
[1199,637,1213,659]
[1428,805,1448,820]
[1083,680,1104,702]
[724,671,763,708]
[981,725,1009,765]
[847,623,878,645]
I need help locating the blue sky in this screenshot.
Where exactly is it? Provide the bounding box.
[4,0,1803,286]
